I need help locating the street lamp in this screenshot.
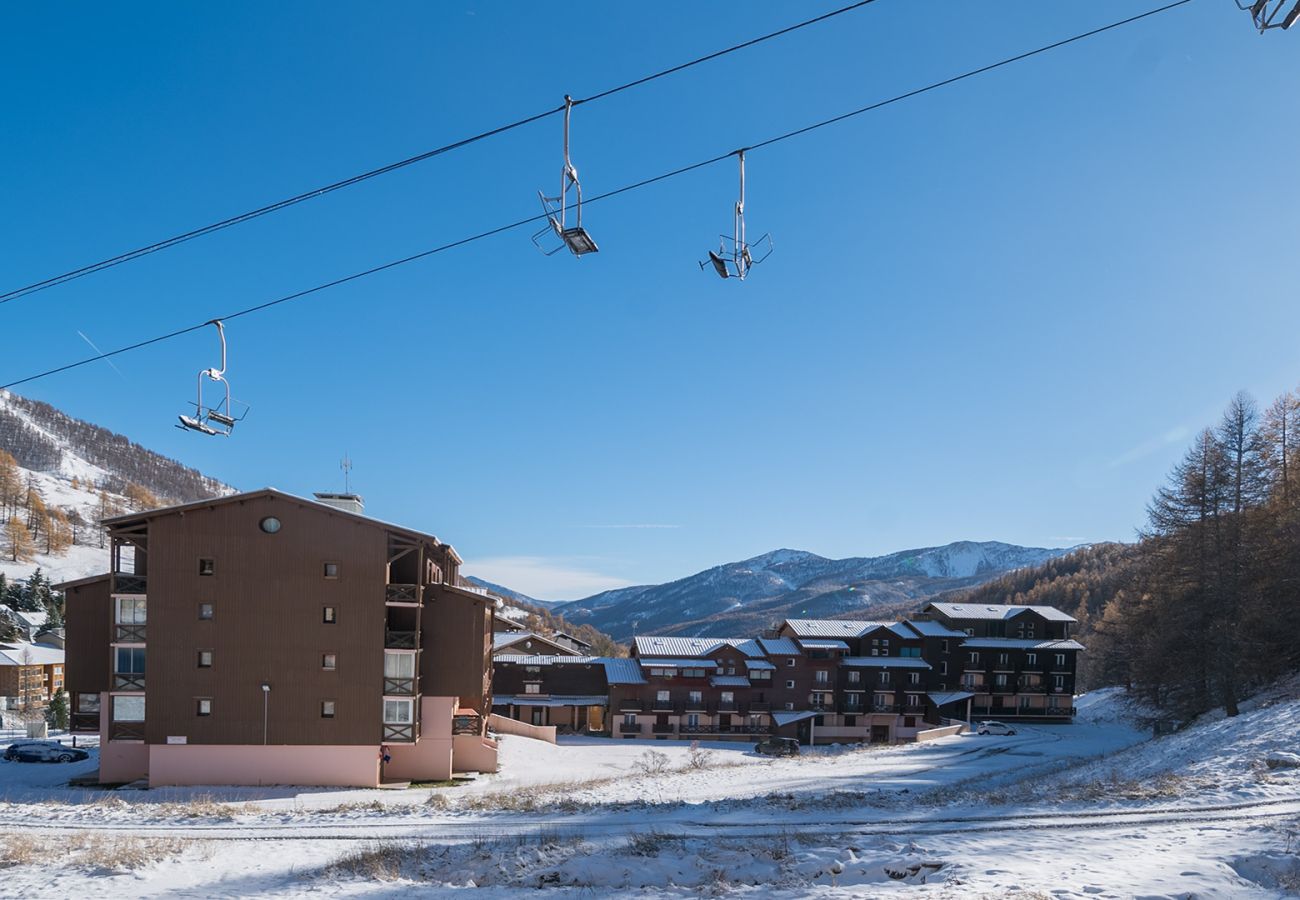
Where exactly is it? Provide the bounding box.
[260,682,271,745]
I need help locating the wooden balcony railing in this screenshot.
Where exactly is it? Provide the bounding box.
[114,623,146,643]
[452,714,482,736]
[112,574,148,595]
[71,712,99,733]
[110,721,145,741]
[383,723,415,743]
[384,630,417,650]
[113,673,145,691]
[383,677,416,696]
[386,584,420,604]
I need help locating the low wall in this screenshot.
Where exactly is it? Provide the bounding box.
[488,714,556,745]
[915,723,966,743]
[452,734,498,773]
[386,737,452,783]
[99,741,149,784]
[149,744,380,787]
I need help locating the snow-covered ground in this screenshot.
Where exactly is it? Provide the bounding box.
[0,687,1296,896]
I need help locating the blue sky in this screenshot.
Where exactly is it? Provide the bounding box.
[2,2,1297,598]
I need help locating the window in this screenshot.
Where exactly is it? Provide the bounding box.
[906,694,922,706]
[995,674,1008,687]
[112,695,144,722]
[383,699,413,724]
[879,670,891,684]
[384,653,415,679]
[1053,674,1065,689]
[965,628,974,636]
[196,698,212,716]
[939,661,948,675]
[77,693,100,713]
[115,597,146,625]
[871,649,880,657]
[525,665,541,674]
[968,652,980,664]
[656,690,670,703]
[786,659,796,667]
[524,683,541,694]
[323,562,339,579]
[748,715,763,729]
[1027,624,1036,638]
[908,672,921,685]
[941,639,950,653]
[321,700,336,718]
[322,653,337,671]
[1055,653,1066,668]
[882,639,889,647]
[115,647,145,674]
[199,603,214,621]
[323,606,336,624]
[688,691,703,706]
[814,670,829,685]
[750,669,771,681]
[998,653,1010,667]
[682,668,706,678]
[650,668,670,677]
[197,650,213,668]
[844,694,861,707]
[785,680,795,689]
[848,670,861,684]
[720,691,734,704]
[687,713,700,727]
[259,517,281,534]
[623,713,636,726]
[784,702,794,710]
[900,646,921,658]
[1027,653,1037,666]
[198,558,215,577]
[727,666,735,675]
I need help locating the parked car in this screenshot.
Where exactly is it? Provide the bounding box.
[976,721,1017,736]
[3,741,88,763]
[754,737,801,757]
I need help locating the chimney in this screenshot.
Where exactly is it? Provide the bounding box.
[313,492,365,515]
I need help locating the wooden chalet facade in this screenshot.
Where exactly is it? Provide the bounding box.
[63,488,499,787]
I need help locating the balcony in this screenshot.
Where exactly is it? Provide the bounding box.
[748,701,771,712]
[114,623,146,643]
[386,584,421,604]
[383,677,416,696]
[112,574,147,595]
[870,704,898,713]
[113,673,145,691]
[618,700,646,713]
[384,630,417,650]
[452,714,482,736]
[651,699,675,712]
[717,701,737,712]
[679,724,713,735]
[684,700,707,712]
[619,722,643,734]
[383,723,416,743]
[651,723,675,734]
[110,721,145,741]
[71,712,99,733]
[902,705,926,714]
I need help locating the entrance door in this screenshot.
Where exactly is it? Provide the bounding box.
[870,725,890,743]
[531,708,544,726]
[587,705,604,732]
[797,720,811,745]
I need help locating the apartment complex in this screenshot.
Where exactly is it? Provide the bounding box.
[64,488,498,787]
[493,603,1082,744]
[0,640,65,727]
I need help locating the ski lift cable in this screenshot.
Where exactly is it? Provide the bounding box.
[0,0,884,307]
[0,0,1194,392]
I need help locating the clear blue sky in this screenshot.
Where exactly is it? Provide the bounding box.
[2,2,1297,598]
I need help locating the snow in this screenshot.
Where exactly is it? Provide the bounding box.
[0,687,1296,896]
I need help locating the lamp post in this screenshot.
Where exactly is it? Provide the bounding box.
[260,682,271,745]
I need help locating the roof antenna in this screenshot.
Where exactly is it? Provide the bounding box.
[177,319,249,436]
[701,150,772,280]
[532,95,599,258]
[341,454,353,493]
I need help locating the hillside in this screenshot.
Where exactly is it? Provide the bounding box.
[553,541,1075,642]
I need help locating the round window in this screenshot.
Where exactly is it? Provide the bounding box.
[259,516,282,534]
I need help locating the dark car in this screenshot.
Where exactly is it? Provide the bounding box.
[754,737,801,757]
[3,741,89,763]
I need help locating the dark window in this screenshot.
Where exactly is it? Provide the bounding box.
[198,558,215,577]
[323,563,339,579]
[115,647,145,674]
[323,606,336,624]
[321,700,336,718]
[844,715,857,727]
[198,603,214,620]
[197,650,213,668]
[196,698,212,716]
[77,693,100,713]
[322,653,337,671]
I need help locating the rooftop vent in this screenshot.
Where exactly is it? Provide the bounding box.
[313,492,365,515]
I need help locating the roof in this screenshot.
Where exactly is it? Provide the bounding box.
[12,611,47,629]
[0,643,64,666]
[552,631,592,647]
[903,619,968,639]
[744,660,776,670]
[492,695,607,707]
[960,638,1086,651]
[782,620,915,640]
[771,710,820,726]
[633,636,766,659]
[796,638,850,651]
[710,675,752,687]
[52,573,111,591]
[492,632,577,655]
[101,487,453,554]
[756,637,800,655]
[638,658,721,669]
[925,602,1077,623]
[840,657,931,669]
[928,691,975,706]
[601,658,647,686]
[492,655,645,685]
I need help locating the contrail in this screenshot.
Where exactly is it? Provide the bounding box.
[76,330,127,381]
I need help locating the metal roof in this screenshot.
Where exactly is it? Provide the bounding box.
[633,636,767,658]
[744,659,776,670]
[710,676,752,687]
[960,638,1086,651]
[638,658,721,669]
[0,642,64,666]
[756,637,800,655]
[783,619,915,640]
[771,710,820,726]
[494,654,601,666]
[796,638,851,650]
[925,602,1077,623]
[492,632,577,655]
[840,657,931,669]
[493,654,645,685]
[902,620,968,639]
[601,658,647,685]
[928,691,975,706]
[491,695,607,708]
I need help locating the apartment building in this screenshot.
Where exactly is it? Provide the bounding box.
[0,640,65,726]
[64,488,498,788]
[492,655,644,733]
[492,631,582,658]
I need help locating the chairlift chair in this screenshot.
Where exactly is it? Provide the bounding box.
[1239,0,1300,31]
[532,96,599,258]
[177,319,249,437]
[700,150,772,280]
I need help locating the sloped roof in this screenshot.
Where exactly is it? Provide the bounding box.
[783,620,915,640]
[929,691,975,706]
[772,710,819,726]
[492,695,607,707]
[757,637,800,655]
[796,638,850,651]
[925,602,1076,623]
[638,658,721,669]
[12,611,47,630]
[492,654,645,685]
[492,632,577,655]
[840,657,931,669]
[633,636,766,659]
[903,620,968,639]
[0,643,64,666]
[710,676,751,687]
[960,638,1086,651]
[601,658,647,685]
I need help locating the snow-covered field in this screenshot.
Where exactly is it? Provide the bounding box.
[0,687,1297,896]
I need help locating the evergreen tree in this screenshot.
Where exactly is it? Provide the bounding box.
[45,691,68,731]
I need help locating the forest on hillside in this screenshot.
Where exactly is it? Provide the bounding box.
[957,388,1300,720]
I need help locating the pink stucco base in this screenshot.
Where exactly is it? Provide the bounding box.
[99,741,149,784]
[452,734,498,774]
[148,744,381,788]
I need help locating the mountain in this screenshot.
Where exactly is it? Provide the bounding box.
[465,577,553,609]
[552,541,1077,642]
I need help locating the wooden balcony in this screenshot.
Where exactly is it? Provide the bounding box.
[383,677,416,696]
[114,623,146,643]
[112,574,147,595]
[383,723,415,742]
[71,712,99,733]
[385,584,421,604]
[452,714,482,736]
[384,630,417,650]
[110,721,144,741]
[113,673,145,691]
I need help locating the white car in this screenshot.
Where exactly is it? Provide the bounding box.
[977,721,1017,736]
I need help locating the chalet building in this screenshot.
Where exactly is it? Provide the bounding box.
[492,631,581,658]
[915,602,1083,722]
[0,640,65,726]
[63,488,499,788]
[551,632,592,654]
[492,655,644,733]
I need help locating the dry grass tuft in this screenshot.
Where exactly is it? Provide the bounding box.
[0,834,45,868]
[322,841,420,882]
[77,835,189,871]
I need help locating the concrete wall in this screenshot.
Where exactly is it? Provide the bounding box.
[149,744,380,787]
[386,736,452,782]
[452,733,498,773]
[488,713,556,745]
[99,742,149,784]
[915,723,966,742]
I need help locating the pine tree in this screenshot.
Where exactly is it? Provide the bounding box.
[45,690,68,731]
[5,516,34,563]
